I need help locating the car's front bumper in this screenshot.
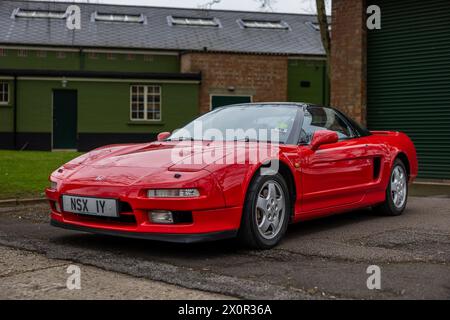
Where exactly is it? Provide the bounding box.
[46,167,243,241]
[47,188,242,241]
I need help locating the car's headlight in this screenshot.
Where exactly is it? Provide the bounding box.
[50,180,58,190]
[147,188,200,198]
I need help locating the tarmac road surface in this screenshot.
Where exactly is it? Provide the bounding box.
[0,195,449,299]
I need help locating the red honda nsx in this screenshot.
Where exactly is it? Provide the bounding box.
[47,103,418,249]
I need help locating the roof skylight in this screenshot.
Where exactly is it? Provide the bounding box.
[169,16,220,27]
[94,12,146,24]
[12,8,66,19]
[240,19,289,30]
[306,21,331,31]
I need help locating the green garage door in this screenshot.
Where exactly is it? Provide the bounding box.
[211,95,252,109]
[367,0,450,179]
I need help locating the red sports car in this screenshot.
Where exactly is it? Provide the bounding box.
[46,103,418,249]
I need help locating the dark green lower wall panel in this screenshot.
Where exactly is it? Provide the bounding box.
[13,133,52,151]
[0,133,14,149]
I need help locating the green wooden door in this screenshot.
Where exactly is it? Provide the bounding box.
[288,59,328,106]
[367,0,450,179]
[53,90,77,149]
[211,95,252,109]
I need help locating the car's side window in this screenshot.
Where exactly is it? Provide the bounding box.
[300,107,355,144]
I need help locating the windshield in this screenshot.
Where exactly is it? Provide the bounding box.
[168,104,300,144]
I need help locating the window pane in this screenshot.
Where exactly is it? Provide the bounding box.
[131,85,161,121]
[301,107,353,143]
[0,83,8,103]
[145,85,161,120]
[171,16,219,27]
[95,12,144,23]
[242,19,289,29]
[131,86,146,120]
[15,9,65,19]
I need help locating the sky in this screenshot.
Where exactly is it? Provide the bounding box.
[32,0,332,14]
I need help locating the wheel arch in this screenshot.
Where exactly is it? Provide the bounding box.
[395,152,411,180]
[244,159,297,220]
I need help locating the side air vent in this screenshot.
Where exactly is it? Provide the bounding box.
[373,157,382,180]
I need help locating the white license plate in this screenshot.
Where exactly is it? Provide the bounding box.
[62,195,119,217]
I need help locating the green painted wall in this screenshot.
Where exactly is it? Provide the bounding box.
[288,59,329,106]
[75,81,199,133]
[0,49,179,73]
[16,80,52,132]
[0,51,80,70]
[13,79,199,134]
[82,53,179,73]
[0,48,195,147]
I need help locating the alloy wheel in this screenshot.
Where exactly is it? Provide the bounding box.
[255,180,286,240]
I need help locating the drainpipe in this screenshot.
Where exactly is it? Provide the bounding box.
[13,75,17,150]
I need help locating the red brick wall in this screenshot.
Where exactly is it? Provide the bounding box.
[331,0,367,124]
[181,53,288,114]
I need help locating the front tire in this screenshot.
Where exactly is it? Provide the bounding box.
[238,172,291,249]
[374,158,408,216]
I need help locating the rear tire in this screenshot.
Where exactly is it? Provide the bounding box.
[374,158,408,216]
[238,172,291,249]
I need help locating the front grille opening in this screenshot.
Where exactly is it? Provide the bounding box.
[172,211,193,224]
[72,213,137,225]
[119,201,133,213]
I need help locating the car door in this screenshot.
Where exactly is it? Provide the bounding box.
[299,107,374,212]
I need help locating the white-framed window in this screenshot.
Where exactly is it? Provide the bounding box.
[169,16,220,27]
[13,8,66,20]
[0,82,10,105]
[239,19,290,30]
[36,50,47,58]
[130,85,161,121]
[88,52,99,60]
[306,21,331,32]
[93,12,146,24]
[56,51,66,59]
[17,49,27,57]
[144,55,154,62]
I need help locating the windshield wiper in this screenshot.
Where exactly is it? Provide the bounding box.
[233,137,284,144]
[166,137,194,142]
[234,137,251,142]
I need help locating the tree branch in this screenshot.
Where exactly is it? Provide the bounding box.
[315,0,331,80]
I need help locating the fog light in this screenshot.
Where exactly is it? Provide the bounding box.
[150,210,174,224]
[50,181,58,190]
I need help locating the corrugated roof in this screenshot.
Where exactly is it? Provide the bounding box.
[0,0,325,56]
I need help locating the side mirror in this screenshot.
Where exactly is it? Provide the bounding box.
[157,132,171,142]
[310,130,338,151]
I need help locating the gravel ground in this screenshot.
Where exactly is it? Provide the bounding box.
[0,246,233,300]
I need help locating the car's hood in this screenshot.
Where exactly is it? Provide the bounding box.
[58,141,240,185]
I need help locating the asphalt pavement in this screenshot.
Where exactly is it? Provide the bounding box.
[0,192,449,299]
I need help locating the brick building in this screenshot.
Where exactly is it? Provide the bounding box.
[0,0,327,152]
[331,0,450,180]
